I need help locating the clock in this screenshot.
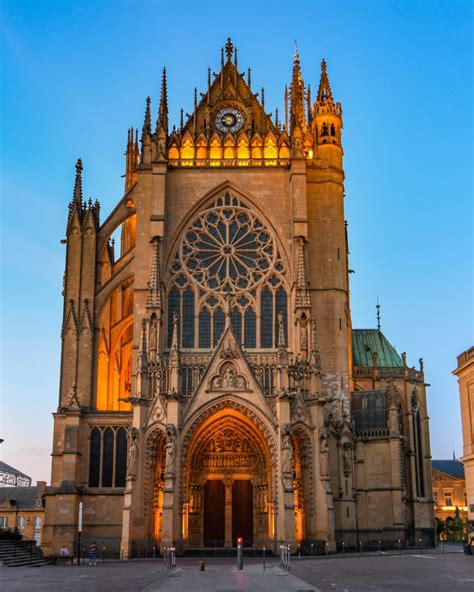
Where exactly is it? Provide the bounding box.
[215,107,244,133]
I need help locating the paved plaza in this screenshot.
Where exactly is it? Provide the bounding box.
[0,552,473,591]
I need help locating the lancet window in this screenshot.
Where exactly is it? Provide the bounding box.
[167,193,288,350]
[88,426,127,487]
[411,394,425,498]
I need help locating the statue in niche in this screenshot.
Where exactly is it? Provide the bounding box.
[300,317,308,352]
[164,425,177,476]
[281,429,293,476]
[321,122,329,136]
[342,443,352,477]
[319,431,329,477]
[149,315,157,361]
[222,365,236,388]
[127,428,139,480]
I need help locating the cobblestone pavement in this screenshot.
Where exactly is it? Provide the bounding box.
[1,553,473,592]
[290,552,474,592]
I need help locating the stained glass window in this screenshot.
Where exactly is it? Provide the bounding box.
[182,288,195,347]
[244,308,256,348]
[89,427,101,487]
[199,308,211,348]
[115,428,127,487]
[102,427,114,487]
[261,288,273,348]
[275,287,288,347]
[231,309,242,343]
[213,308,225,346]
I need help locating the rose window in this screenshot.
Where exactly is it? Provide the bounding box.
[178,203,276,293]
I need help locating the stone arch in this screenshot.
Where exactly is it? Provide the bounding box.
[179,397,278,547]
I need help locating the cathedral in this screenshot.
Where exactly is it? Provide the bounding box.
[43,40,434,556]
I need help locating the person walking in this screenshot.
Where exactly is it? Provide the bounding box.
[88,542,98,566]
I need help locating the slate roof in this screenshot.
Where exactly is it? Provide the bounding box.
[0,461,31,480]
[432,460,465,479]
[352,329,403,367]
[0,486,38,508]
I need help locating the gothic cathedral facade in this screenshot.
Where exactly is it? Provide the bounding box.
[43,40,434,556]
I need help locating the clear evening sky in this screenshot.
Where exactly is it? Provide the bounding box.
[0,0,472,482]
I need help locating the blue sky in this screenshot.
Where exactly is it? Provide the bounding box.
[0,0,472,482]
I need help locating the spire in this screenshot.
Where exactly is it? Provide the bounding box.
[290,47,306,133]
[73,159,83,206]
[142,96,152,139]
[376,297,381,331]
[225,37,233,63]
[295,237,311,308]
[277,312,286,351]
[137,318,149,376]
[156,67,168,134]
[147,237,162,310]
[317,59,334,104]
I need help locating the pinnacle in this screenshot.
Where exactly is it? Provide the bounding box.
[72,158,83,205]
[225,37,233,62]
[317,58,333,103]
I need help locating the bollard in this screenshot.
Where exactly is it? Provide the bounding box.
[378,540,382,556]
[199,560,205,571]
[153,545,156,559]
[359,541,363,558]
[121,547,124,562]
[288,544,291,571]
[398,539,401,556]
[419,538,423,555]
[102,546,106,563]
[342,541,345,558]
[237,537,243,570]
[326,542,329,559]
[311,542,314,558]
[298,544,301,560]
[263,546,266,571]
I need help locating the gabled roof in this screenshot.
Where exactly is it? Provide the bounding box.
[0,486,38,508]
[0,461,31,480]
[432,460,465,479]
[352,329,403,367]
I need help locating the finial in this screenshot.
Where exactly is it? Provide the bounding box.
[142,96,152,137]
[234,46,238,67]
[321,58,327,72]
[294,39,299,57]
[180,108,184,133]
[73,158,83,205]
[225,37,233,62]
[376,297,381,331]
[275,107,279,129]
[221,46,224,67]
[208,67,211,88]
[194,87,198,108]
[247,67,251,89]
[261,86,265,112]
[157,67,169,134]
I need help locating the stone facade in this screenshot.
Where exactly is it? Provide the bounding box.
[42,40,434,556]
[0,481,46,545]
[454,346,474,522]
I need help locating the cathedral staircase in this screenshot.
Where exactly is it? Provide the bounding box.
[0,539,49,567]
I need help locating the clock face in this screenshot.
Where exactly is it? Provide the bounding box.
[215,108,244,133]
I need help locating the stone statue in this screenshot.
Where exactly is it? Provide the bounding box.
[127,429,138,480]
[342,444,352,477]
[281,430,293,476]
[320,433,329,477]
[164,427,177,476]
[300,318,308,352]
[222,365,235,388]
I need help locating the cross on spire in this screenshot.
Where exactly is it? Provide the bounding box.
[225,37,234,62]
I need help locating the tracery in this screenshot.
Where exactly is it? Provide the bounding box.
[167,192,288,350]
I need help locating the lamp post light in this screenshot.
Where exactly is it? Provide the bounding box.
[77,502,83,566]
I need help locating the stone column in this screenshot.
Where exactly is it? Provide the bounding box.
[224,477,233,547]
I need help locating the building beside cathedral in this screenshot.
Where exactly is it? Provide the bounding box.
[42,40,434,556]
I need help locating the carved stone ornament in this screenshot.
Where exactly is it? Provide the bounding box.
[127,428,139,480]
[164,424,177,478]
[209,361,248,391]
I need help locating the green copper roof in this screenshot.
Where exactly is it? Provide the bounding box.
[352,329,403,367]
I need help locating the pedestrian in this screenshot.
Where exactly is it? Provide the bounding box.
[89,541,98,566]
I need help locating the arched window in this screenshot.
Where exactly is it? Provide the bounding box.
[275,287,288,347]
[231,309,242,343]
[261,288,273,348]
[167,288,180,347]
[89,427,101,487]
[412,395,425,498]
[115,428,127,487]
[199,308,211,348]
[102,427,114,487]
[213,308,225,346]
[182,288,195,347]
[244,308,256,348]
[180,367,193,396]
[263,367,273,396]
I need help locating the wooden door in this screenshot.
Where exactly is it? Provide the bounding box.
[204,480,225,546]
[232,479,253,546]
